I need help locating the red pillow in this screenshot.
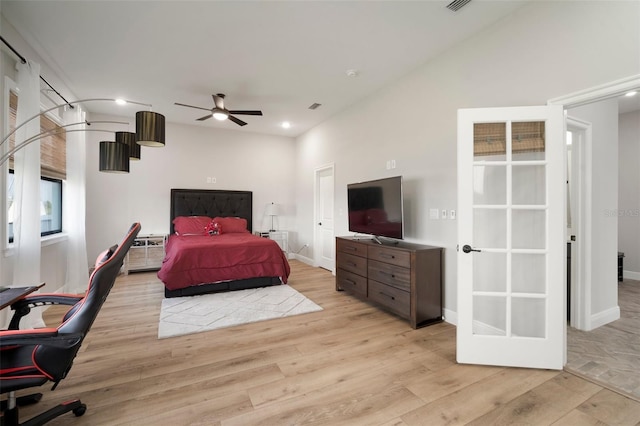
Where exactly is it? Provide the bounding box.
[172,216,212,235]
[212,217,249,234]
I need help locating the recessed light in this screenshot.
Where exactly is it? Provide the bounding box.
[282,121,291,129]
[115,99,127,105]
[346,69,359,78]
[624,91,637,97]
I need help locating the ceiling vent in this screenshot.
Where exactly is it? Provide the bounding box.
[446,0,472,12]
[308,103,322,110]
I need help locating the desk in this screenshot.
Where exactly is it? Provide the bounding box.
[0,284,44,310]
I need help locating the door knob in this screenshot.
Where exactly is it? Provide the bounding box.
[462,244,481,253]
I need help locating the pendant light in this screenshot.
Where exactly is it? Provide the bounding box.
[116,131,140,160]
[136,111,165,147]
[99,141,129,173]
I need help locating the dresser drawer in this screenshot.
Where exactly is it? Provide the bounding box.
[337,238,368,258]
[336,269,367,297]
[337,252,367,276]
[368,260,410,292]
[368,280,410,319]
[368,245,410,268]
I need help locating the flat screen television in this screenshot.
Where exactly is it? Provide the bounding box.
[347,176,404,241]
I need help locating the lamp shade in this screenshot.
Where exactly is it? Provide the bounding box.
[99,141,129,173]
[115,131,140,160]
[136,111,165,147]
[265,202,279,216]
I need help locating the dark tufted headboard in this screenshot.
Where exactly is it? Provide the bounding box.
[170,189,253,234]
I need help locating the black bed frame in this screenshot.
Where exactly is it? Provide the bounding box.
[165,188,281,298]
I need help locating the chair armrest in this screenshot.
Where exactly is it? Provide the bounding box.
[0,328,83,348]
[8,294,84,330]
[14,293,84,309]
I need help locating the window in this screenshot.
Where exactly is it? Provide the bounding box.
[6,88,66,243]
[7,170,63,242]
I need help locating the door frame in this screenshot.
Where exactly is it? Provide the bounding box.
[566,117,592,330]
[548,73,640,331]
[314,163,335,271]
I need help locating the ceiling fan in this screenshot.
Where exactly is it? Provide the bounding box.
[174,93,263,126]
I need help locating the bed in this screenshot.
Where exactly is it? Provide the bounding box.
[158,189,290,298]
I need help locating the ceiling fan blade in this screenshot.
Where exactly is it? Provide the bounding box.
[212,94,225,110]
[228,110,263,116]
[196,114,212,121]
[174,102,211,112]
[228,115,247,126]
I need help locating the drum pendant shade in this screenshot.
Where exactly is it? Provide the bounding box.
[136,111,165,147]
[99,141,130,173]
[116,131,140,160]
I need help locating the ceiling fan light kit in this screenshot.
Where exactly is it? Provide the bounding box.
[213,109,229,121]
[175,93,263,127]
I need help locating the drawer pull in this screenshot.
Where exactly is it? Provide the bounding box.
[345,246,356,251]
[380,271,395,278]
[380,254,395,259]
[347,262,357,267]
[379,291,395,301]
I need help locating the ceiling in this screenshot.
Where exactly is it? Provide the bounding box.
[2,0,534,137]
[4,1,637,136]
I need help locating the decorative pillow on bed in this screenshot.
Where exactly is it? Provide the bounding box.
[205,220,221,236]
[212,217,249,234]
[173,216,212,235]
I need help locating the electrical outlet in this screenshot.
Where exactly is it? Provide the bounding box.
[386,160,391,170]
[211,177,216,184]
[391,159,396,169]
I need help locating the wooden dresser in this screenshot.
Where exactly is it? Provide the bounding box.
[335,236,442,329]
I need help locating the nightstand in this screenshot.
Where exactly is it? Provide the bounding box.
[254,230,289,254]
[124,234,167,274]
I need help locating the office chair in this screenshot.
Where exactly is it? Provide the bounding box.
[0,222,141,426]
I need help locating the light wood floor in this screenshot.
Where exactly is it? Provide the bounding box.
[15,260,640,425]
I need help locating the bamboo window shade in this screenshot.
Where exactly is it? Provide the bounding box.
[474,121,545,157]
[8,91,67,180]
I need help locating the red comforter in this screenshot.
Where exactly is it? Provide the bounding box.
[157,233,290,291]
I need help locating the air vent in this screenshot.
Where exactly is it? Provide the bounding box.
[308,103,322,110]
[446,0,472,12]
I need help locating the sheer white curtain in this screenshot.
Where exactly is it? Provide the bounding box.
[12,60,44,328]
[63,106,89,293]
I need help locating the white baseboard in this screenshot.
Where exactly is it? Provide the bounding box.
[590,305,620,330]
[623,269,640,281]
[293,253,315,267]
[443,308,457,326]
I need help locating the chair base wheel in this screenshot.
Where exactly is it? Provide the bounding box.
[73,404,87,417]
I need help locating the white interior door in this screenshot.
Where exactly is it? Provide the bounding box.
[457,105,566,370]
[315,165,334,271]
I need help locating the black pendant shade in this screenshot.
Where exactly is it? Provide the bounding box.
[136,111,165,147]
[116,131,140,160]
[99,141,130,173]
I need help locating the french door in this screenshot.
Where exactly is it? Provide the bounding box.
[457,105,565,370]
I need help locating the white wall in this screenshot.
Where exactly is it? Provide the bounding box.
[619,110,640,278]
[85,117,296,261]
[569,99,620,325]
[294,1,640,318]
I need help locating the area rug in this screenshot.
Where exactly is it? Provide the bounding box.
[158,285,323,339]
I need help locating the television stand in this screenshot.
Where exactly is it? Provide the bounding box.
[335,236,443,329]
